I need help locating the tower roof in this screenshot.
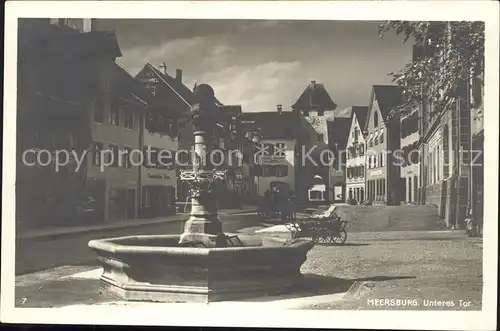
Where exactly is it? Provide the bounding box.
[292,81,337,111]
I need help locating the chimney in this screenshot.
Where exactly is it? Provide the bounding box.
[176,69,183,83]
[277,104,283,115]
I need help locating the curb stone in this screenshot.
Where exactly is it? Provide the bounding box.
[17,209,258,241]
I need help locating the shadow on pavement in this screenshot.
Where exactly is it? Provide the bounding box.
[352,275,416,282]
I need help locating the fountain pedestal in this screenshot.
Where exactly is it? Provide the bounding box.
[88,84,314,303]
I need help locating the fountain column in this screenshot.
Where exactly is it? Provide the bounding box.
[178,84,224,247]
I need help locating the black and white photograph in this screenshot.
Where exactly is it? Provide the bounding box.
[2,1,498,330]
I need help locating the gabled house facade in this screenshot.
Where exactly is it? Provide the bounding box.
[327,117,351,203]
[345,106,368,204]
[135,63,249,209]
[364,85,403,205]
[400,104,421,204]
[86,62,151,222]
[240,108,318,205]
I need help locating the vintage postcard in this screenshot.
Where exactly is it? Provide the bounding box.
[2,1,498,330]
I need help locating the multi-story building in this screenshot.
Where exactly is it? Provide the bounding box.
[400,104,421,204]
[240,107,318,205]
[345,106,368,203]
[135,64,193,208]
[86,62,154,222]
[139,112,178,218]
[327,116,351,203]
[364,85,403,205]
[470,72,484,226]
[416,30,484,228]
[16,18,122,228]
[135,63,250,209]
[292,80,337,145]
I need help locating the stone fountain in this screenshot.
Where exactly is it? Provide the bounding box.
[88,84,314,303]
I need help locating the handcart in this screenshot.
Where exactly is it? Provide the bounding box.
[285,203,350,245]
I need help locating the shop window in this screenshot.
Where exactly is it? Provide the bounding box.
[309,190,323,201]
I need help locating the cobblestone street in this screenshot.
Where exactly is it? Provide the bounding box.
[14,229,482,310]
[299,231,483,310]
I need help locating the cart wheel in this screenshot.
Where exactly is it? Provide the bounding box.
[331,230,347,244]
[316,230,328,245]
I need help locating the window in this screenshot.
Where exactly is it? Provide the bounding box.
[379,131,384,143]
[110,101,120,126]
[317,110,324,117]
[436,146,440,181]
[109,144,119,167]
[374,155,378,168]
[123,109,134,129]
[472,76,483,107]
[354,129,359,142]
[275,165,288,177]
[92,142,103,166]
[123,147,132,168]
[374,111,379,128]
[274,143,285,157]
[263,143,274,156]
[262,165,288,177]
[309,190,323,201]
[94,99,104,123]
[380,152,385,167]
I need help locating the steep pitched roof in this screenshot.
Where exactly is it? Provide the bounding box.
[143,63,223,108]
[327,117,351,150]
[112,63,163,110]
[365,85,402,131]
[350,106,369,133]
[292,81,337,111]
[240,111,299,139]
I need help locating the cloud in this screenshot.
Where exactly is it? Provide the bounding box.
[120,36,210,75]
[186,61,303,111]
[336,107,352,118]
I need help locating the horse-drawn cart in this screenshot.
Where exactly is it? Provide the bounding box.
[285,203,350,245]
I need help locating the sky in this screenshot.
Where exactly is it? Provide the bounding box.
[96,19,413,117]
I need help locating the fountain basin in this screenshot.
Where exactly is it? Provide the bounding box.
[88,234,314,303]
